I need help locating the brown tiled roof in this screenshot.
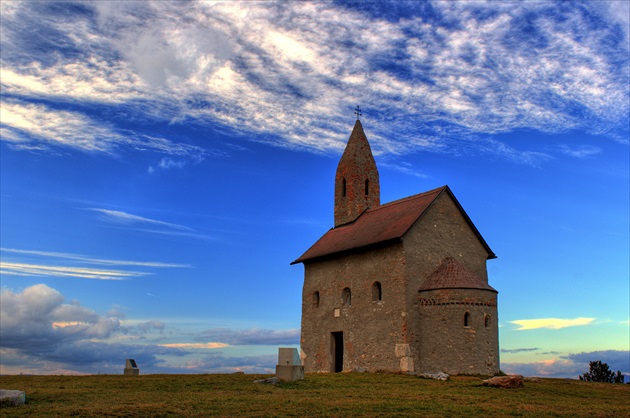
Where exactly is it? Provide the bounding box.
[418,257,497,292]
[291,185,495,264]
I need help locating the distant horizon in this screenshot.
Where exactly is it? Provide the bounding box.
[1,0,628,378]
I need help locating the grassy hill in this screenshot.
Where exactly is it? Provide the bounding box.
[1,372,628,417]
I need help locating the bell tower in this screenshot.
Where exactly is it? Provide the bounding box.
[334,119,380,227]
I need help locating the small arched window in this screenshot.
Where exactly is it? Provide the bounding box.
[484,314,490,327]
[342,178,347,197]
[312,291,320,308]
[464,312,471,327]
[341,287,351,306]
[365,179,369,196]
[371,281,382,302]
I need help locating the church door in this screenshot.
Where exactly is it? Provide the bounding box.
[331,331,344,372]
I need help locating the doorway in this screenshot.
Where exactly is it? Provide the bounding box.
[331,331,344,372]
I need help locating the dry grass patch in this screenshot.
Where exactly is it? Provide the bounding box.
[1,373,628,417]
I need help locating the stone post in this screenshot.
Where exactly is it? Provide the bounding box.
[276,348,304,382]
[124,358,139,376]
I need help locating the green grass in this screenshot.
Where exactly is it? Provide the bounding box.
[1,373,628,417]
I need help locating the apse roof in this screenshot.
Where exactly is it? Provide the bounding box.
[418,257,497,292]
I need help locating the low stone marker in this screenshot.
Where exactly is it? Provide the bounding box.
[124,358,139,376]
[275,348,304,382]
[481,375,524,388]
[254,377,278,384]
[0,390,26,407]
[418,372,449,381]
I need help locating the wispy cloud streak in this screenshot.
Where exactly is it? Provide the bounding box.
[88,208,212,239]
[0,247,190,268]
[160,343,229,349]
[0,262,138,280]
[0,247,189,281]
[90,209,195,232]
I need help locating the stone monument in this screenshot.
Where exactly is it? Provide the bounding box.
[275,348,304,382]
[124,358,139,376]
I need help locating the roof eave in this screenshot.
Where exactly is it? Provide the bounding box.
[290,237,403,265]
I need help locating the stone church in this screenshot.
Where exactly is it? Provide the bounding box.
[292,119,499,375]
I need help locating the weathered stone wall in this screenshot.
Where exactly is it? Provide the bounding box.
[300,243,406,373]
[413,289,499,375]
[402,191,498,375]
[403,191,491,284]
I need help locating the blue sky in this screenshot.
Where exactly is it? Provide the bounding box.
[0,0,628,378]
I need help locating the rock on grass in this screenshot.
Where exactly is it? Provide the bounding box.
[0,390,26,407]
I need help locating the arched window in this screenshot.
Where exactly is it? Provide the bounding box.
[342,178,347,197]
[484,314,490,327]
[312,291,320,308]
[371,281,382,302]
[464,312,471,327]
[365,179,369,196]
[341,287,351,306]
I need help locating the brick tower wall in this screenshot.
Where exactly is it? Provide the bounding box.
[334,120,380,227]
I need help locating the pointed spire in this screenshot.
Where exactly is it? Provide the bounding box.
[334,120,380,227]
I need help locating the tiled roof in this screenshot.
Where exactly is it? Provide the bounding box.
[418,257,497,292]
[291,186,495,264]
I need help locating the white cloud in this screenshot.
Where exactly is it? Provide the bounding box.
[0,284,119,344]
[196,328,300,346]
[90,208,194,232]
[555,144,602,158]
[160,342,229,349]
[89,208,212,239]
[502,358,583,378]
[0,261,142,280]
[0,247,189,268]
[0,247,189,280]
[158,158,187,170]
[502,349,630,378]
[0,1,627,159]
[0,284,186,374]
[0,100,122,153]
[0,284,290,375]
[0,99,212,157]
[380,161,430,179]
[510,317,596,331]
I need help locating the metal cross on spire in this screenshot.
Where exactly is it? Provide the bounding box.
[354,105,362,120]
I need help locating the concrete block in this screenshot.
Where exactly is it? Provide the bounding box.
[276,365,304,382]
[124,358,139,376]
[278,348,301,366]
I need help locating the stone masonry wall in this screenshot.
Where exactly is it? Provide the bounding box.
[402,191,498,374]
[413,289,499,375]
[403,191,491,285]
[300,243,406,373]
